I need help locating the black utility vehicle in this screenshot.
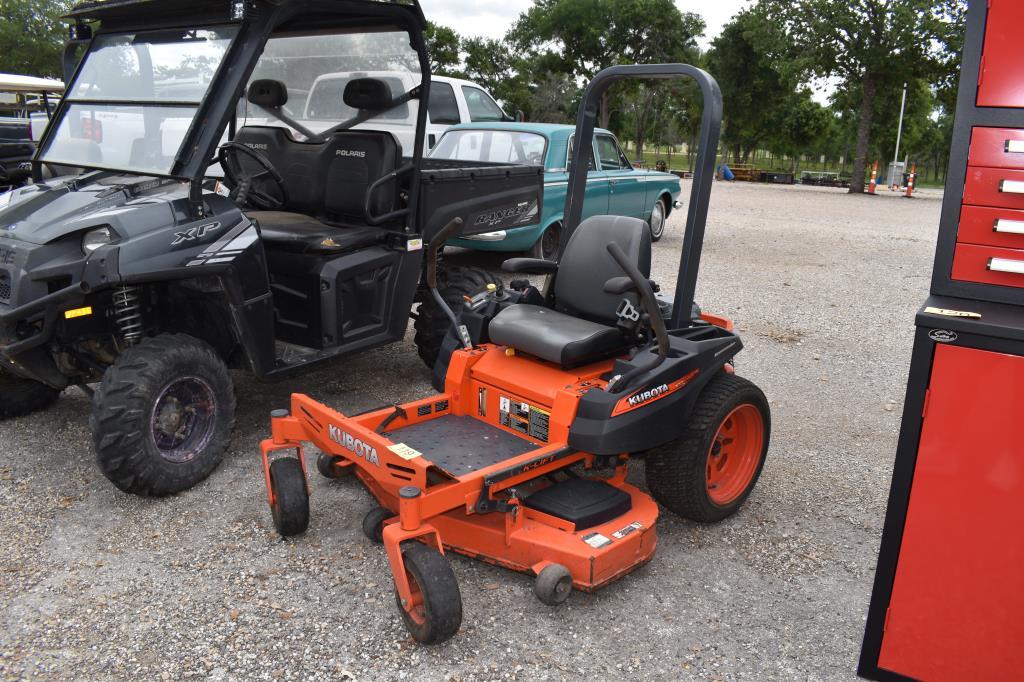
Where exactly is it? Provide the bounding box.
[0,0,542,496]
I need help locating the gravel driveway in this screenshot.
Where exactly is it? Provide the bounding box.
[0,182,942,681]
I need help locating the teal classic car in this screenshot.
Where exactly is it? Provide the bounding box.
[428,122,683,259]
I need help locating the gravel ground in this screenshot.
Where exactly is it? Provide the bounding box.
[0,182,942,681]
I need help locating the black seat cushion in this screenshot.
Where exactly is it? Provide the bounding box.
[321,130,401,221]
[249,211,384,254]
[488,304,627,368]
[233,126,325,214]
[523,478,632,531]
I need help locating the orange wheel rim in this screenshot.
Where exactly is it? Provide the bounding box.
[404,568,427,625]
[706,404,764,506]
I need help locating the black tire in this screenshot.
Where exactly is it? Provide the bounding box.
[645,373,770,523]
[413,266,498,369]
[648,197,668,242]
[534,564,573,606]
[316,452,352,479]
[0,369,60,420]
[528,222,562,260]
[362,506,393,543]
[90,334,236,497]
[269,457,310,537]
[393,541,462,645]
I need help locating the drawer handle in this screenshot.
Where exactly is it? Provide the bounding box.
[988,257,1024,275]
[999,179,1024,194]
[1007,140,1024,154]
[994,218,1024,234]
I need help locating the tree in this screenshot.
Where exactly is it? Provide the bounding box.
[424,22,461,76]
[0,0,73,78]
[755,0,950,193]
[509,0,704,130]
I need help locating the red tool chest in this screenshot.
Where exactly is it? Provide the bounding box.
[860,2,1024,680]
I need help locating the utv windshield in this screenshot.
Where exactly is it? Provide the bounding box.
[240,29,422,138]
[40,27,237,176]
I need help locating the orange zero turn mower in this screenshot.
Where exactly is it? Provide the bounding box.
[259,63,770,644]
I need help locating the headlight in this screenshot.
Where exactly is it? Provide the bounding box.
[82,226,113,253]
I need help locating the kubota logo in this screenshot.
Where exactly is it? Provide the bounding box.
[627,383,670,407]
[329,424,380,466]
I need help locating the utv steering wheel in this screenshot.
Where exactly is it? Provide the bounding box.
[217,142,288,210]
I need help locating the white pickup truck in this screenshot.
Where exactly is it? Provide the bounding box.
[299,73,514,154]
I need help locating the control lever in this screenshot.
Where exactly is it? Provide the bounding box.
[426,218,472,349]
[604,242,671,394]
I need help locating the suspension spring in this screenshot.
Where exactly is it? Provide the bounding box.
[112,285,144,346]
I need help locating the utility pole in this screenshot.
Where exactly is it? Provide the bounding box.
[893,81,908,172]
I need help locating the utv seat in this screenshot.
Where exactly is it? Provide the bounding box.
[488,215,652,368]
[235,78,403,254]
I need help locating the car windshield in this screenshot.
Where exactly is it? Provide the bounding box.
[240,30,422,137]
[39,27,237,176]
[429,129,546,166]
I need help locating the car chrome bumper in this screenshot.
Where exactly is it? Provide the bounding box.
[459,230,508,242]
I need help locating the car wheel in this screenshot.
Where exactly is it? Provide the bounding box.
[529,222,562,261]
[648,198,668,241]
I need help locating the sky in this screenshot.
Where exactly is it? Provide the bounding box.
[420,0,750,48]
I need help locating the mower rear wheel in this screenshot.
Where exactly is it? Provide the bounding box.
[316,452,352,479]
[362,506,392,543]
[269,457,309,537]
[394,541,462,645]
[534,563,573,606]
[413,266,498,369]
[645,374,770,523]
[0,369,60,420]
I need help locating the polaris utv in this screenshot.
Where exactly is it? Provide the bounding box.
[0,0,542,496]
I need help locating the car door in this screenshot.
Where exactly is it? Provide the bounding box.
[564,134,609,220]
[596,133,645,219]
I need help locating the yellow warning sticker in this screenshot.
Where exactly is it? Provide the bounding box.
[389,443,422,461]
[64,306,93,320]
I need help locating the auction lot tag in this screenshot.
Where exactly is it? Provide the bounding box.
[923,306,981,319]
[389,443,422,461]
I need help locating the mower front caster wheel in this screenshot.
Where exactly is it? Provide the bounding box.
[362,506,392,543]
[394,542,462,644]
[269,457,309,537]
[316,452,352,479]
[534,564,573,606]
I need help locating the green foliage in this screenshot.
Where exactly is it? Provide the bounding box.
[0,0,73,78]
[425,22,461,76]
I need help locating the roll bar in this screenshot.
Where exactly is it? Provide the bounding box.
[562,64,723,329]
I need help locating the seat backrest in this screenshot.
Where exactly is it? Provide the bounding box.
[554,215,652,325]
[321,130,401,222]
[233,126,325,214]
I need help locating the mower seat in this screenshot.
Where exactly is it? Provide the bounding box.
[249,211,385,254]
[488,215,652,368]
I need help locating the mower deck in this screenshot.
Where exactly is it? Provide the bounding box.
[383,414,538,476]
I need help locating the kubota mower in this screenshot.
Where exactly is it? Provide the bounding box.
[259,64,770,644]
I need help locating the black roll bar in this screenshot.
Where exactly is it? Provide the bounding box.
[563,63,723,329]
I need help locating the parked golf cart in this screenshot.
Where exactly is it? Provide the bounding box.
[0,0,542,496]
[0,74,63,191]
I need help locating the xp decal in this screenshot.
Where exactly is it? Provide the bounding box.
[184,218,257,267]
[172,221,222,245]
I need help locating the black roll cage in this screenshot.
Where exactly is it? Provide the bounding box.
[562,64,723,330]
[39,0,432,225]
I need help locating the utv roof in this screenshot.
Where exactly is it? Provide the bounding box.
[66,0,423,23]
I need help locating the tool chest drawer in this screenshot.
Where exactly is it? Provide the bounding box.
[952,243,1024,287]
[956,205,1024,250]
[976,0,1024,108]
[968,127,1024,169]
[962,166,1024,210]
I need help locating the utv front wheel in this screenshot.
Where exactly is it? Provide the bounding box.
[90,334,236,496]
[645,374,770,522]
[413,266,498,369]
[0,369,60,420]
